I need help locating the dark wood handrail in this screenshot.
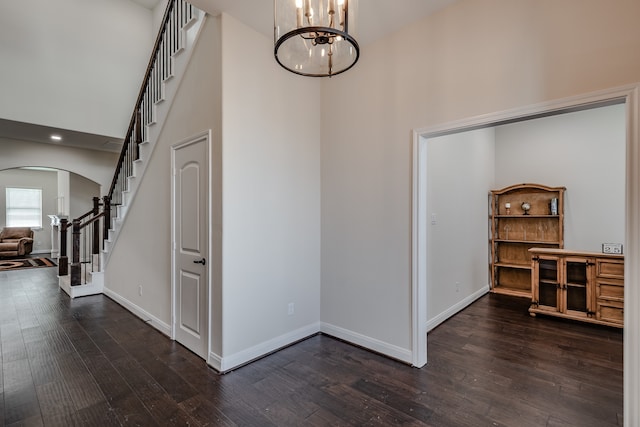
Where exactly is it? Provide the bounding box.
[108,0,178,198]
[73,196,101,222]
[76,209,96,222]
[78,212,104,229]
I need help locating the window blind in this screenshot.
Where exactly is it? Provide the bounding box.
[6,187,42,227]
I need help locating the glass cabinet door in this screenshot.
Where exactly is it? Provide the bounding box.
[537,258,559,310]
[565,259,589,313]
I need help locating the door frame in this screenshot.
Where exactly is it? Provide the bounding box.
[170,130,213,360]
[412,83,639,423]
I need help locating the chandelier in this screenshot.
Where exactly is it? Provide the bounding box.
[274,0,360,77]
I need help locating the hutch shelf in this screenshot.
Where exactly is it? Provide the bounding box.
[489,183,565,298]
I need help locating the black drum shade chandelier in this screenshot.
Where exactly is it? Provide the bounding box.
[274,0,360,77]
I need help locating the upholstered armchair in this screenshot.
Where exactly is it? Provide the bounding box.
[0,227,34,257]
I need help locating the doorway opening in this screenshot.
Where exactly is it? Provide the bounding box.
[411,84,639,421]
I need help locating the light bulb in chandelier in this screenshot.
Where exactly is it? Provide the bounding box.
[274,0,360,77]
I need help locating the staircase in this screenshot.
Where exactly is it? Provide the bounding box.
[58,0,205,298]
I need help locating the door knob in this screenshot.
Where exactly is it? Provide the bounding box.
[193,258,206,265]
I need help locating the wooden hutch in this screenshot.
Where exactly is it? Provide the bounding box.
[529,248,624,328]
[489,183,565,298]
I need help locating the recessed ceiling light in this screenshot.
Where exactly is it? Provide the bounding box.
[50,134,62,141]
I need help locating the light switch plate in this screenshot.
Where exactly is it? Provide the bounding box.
[602,243,623,254]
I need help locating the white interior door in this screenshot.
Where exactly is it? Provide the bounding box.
[172,133,209,359]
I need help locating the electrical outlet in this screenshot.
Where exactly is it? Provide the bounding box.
[138,285,143,296]
[287,302,295,315]
[455,282,460,292]
[431,213,437,225]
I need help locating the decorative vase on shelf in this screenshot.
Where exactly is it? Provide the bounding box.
[521,202,531,215]
[550,198,558,215]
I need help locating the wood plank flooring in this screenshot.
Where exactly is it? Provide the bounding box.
[0,266,622,426]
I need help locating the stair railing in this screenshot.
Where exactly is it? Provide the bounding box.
[58,197,103,285]
[108,0,194,210]
[58,0,195,286]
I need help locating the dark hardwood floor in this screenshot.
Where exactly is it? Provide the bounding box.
[0,266,622,426]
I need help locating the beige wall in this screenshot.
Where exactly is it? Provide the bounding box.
[320,0,640,353]
[495,104,626,252]
[220,14,322,361]
[426,128,495,328]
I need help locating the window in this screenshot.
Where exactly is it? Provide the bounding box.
[6,187,42,228]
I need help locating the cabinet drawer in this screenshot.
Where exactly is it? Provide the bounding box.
[597,259,624,279]
[597,300,624,325]
[597,280,624,301]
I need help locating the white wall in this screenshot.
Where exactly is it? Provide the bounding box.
[104,14,222,348]
[105,13,322,370]
[0,168,58,253]
[69,173,100,220]
[495,104,626,252]
[426,128,495,326]
[0,0,155,138]
[0,138,117,191]
[68,172,101,261]
[220,14,321,360]
[320,0,640,359]
[57,171,70,216]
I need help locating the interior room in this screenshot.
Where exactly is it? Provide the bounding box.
[0,167,101,255]
[426,103,625,327]
[0,0,638,425]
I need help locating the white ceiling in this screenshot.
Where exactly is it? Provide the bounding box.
[196,0,459,46]
[0,0,162,153]
[1,0,458,153]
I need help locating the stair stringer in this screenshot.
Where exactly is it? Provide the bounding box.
[102,8,207,266]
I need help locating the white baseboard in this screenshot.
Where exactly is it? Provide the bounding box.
[100,285,487,372]
[207,352,223,372]
[426,285,490,332]
[213,322,321,372]
[102,286,171,337]
[32,249,52,255]
[320,322,413,365]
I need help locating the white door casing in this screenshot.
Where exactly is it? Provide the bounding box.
[172,131,210,360]
[412,83,639,425]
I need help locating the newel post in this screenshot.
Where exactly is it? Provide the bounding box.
[103,196,111,249]
[58,218,69,276]
[135,108,142,160]
[92,197,100,256]
[71,219,81,286]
